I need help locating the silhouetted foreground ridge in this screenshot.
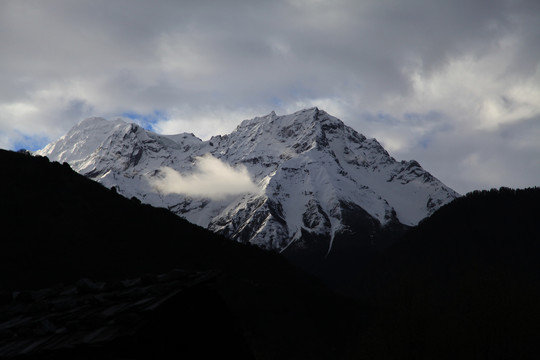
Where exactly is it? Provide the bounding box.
[2,149,538,359]
[0,149,358,359]
[353,186,540,359]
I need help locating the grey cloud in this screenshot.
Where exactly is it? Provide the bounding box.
[0,0,539,191]
[393,115,540,194]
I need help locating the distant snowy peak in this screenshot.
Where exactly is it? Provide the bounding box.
[37,108,459,255]
[38,117,125,164]
[38,117,202,176]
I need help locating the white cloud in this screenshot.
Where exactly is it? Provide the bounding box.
[398,42,540,131]
[148,154,260,200]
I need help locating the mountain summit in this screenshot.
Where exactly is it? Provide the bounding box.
[38,108,458,269]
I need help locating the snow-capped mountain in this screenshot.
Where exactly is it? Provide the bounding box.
[37,108,459,259]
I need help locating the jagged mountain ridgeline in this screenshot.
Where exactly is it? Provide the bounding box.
[37,108,459,281]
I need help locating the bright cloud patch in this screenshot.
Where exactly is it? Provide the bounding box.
[149,154,260,200]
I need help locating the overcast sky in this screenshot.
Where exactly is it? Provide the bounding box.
[1,0,539,194]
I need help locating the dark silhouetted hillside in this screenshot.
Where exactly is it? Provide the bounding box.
[0,149,360,359]
[352,187,540,359]
[5,148,538,359]
[1,149,268,289]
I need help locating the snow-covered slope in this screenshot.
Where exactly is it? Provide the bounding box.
[37,108,459,256]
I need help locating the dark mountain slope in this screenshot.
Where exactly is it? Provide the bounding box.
[353,187,540,359]
[1,149,262,290]
[0,149,361,359]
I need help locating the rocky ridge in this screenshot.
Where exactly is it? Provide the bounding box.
[37,108,459,257]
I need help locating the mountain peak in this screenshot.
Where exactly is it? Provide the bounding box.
[235,108,344,143]
[38,109,459,260]
[72,116,127,133]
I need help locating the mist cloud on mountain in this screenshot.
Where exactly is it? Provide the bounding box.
[148,154,260,200]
